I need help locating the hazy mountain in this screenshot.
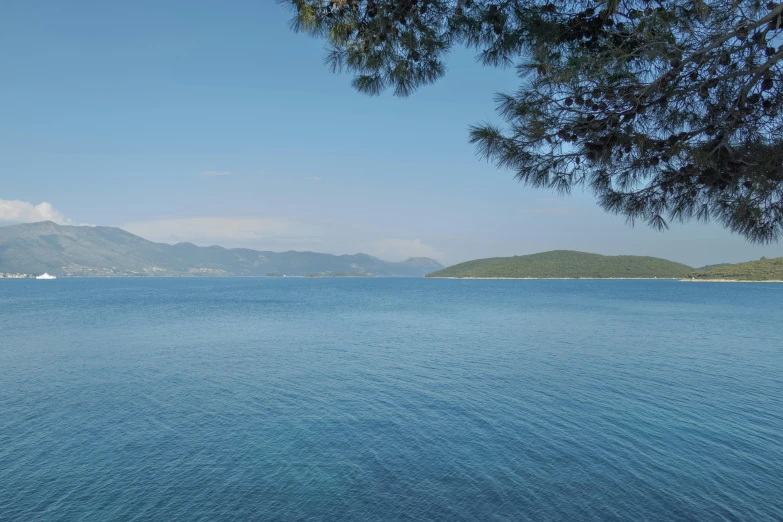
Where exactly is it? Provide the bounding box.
[0,222,443,277]
[426,250,692,279]
[695,263,731,270]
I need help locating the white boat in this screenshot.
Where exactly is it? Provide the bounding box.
[36,273,57,280]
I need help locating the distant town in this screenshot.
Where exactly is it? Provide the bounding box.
[0,273,35,279]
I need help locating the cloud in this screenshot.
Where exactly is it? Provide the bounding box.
[0,200,72,225]
[122,218,303,246]
[201,170,231,177]
[122,219,443,261]
[363,238,444,262]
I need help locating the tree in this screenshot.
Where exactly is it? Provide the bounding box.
[283,0,783,242]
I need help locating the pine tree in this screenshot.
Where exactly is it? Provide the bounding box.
[284,0,783,242]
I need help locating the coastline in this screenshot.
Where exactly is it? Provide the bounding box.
[429,276,783,282]
[427,277,679,280]
[4,275,781,282]
[680,279,783,283]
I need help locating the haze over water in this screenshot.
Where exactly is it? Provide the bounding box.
[1,278,781,521]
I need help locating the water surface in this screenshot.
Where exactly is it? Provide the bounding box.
[1,278,781,521]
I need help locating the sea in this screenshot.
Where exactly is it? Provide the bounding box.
[1,278,781,521]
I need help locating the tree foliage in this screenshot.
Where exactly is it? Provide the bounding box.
[284,0,783,242]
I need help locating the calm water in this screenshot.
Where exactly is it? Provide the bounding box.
[1,278,781,521]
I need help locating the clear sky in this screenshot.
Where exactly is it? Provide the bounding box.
[1,0,782,267]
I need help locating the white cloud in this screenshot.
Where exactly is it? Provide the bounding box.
[201,170,231,177]
[363,238,444,262]
[122,218,301,246]
[0,200,72,225]
[122,220,444,261]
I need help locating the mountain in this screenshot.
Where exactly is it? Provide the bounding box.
[696,263,731,270]
[688,257,783,281]
[0,222,443,277]
[426,250,692,279]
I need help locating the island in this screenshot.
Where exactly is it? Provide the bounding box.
[686,257,783,282]
[425,250,693,279]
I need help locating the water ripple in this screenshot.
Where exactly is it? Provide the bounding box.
[0,278,781,521]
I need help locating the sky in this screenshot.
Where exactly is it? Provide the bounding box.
[1,0,782,268]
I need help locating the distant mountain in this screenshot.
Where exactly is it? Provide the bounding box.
[696,263,731,270]
[426,250,692,279]
[688,257,783,281]
[0,222,443,277]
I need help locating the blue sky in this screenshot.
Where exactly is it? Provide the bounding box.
[1,0,782,267]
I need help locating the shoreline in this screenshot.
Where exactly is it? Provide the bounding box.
[680,279,783,283]
[4,275,782,283]
[428,277,783,282]
[427,277,679,280]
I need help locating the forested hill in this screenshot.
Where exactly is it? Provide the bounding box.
[687,257,783,281]
[0,222,443,277]
[426,250,692,279]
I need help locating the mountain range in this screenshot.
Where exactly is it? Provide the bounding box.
[0,222,444,277]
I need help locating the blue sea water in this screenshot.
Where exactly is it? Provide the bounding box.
[0,278,781,521]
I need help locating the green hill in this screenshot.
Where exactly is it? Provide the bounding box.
[0,222,443,277]
[426,250,692,279]
[688,257,783,281]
